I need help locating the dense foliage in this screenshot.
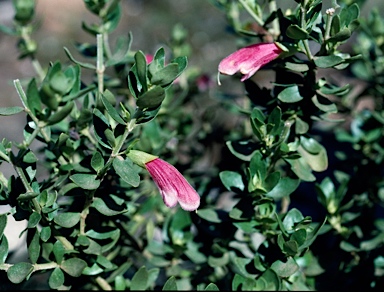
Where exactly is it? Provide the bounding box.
[0,0,383,290]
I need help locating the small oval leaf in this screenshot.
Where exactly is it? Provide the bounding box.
[0,106,24,116]
[113,157,140,187]
[197,209,222,223]
[54,212,81,228]
[162,276,178,291]
[60,258,87,277]
[277,85,303,103]
[7,262,34,284]
[49,267,65,289]
[130,266,149,290]
[136,86,165,110]
[70,174,101,190]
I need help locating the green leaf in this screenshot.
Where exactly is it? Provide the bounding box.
[283,208,305,232]
[47,102,74,125]
[277,85,303,103]
[226,140,258,161]
[104,128,116,147]
[49,267,65,289]
[340,3,360,27]
[63,84,97,103]
[360,233,384,251]
[27,212,41,228]
[96,255,115,270]
[0,235,8,264]
[163,276,178,291]
[136,85,165,110]
[312,95,337,113]
[219,171,244,192]
[170,208,192,231]
[49,67,76,95]
[83,239,102,255]
[103,4,121,33]
[101,91,126,125]
[232,274,257,291]
[7,262,34,284]
[330,14,341,36]
[233,257,253,278]
[208,253,229,268]
[265,177,300,200]
[301,217,327,249]
[285,157,316,182]
[105,33,133,67]
[328,28,351,43]
[291,228,307,247]
[53,241,65,264]
[172,56,188,77]
[319,83,350,96]
[271,258,300,278]
[254,255,266,272]
[0,106,24,116]
[131,266,149,290]
[112,157,140,187]
[134,50,148,93]
[64,47,96,69]
[233,221,257,233]
[82,263,103,276]
[40,226,51,242]
[314,55,344,68]
[260,269,281,290]
[86,229,120,253]
[147,268,161,285]
[148,47,165,76]
[286,24,309,40]
[91,151,104,173]
[24,81,40,113]
[267,107,283,135]
[17,191,40,201]
[114,275,126,290]
[23,151,37,163]
[284,62,309,72]
[60,258,87,277]
[283,240,299,257]
[91,197,127,216]
[151,63,180,86]
[0,214,6,238]
[70,174,101,190]
[197,209,222,223]
[249,151,267,181]
[28,228,40,264]
[298,137,328,172]
[205,283,220,291]
[251,107,266,126]
[54,212,81,228]
[340,240,359,252]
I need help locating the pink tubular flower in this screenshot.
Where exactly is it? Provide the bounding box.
[127,150,200,211]
[145,158,200,211]
[218,42,283,82]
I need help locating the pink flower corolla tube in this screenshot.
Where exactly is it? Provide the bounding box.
[218,42,283,82]
[127,150,200,211]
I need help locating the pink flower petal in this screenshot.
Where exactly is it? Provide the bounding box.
[218,42,282,81]
[145,158,200,211]
[145,54,153,64]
